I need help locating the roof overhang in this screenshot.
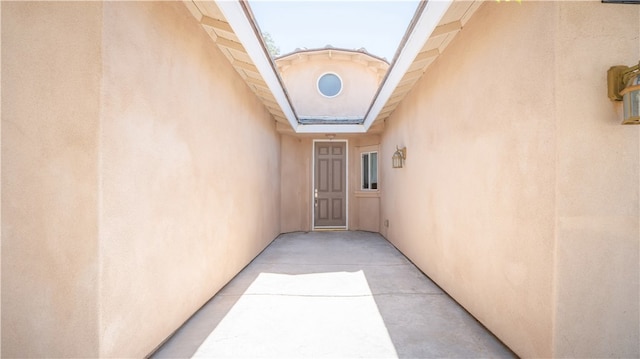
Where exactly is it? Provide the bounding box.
[183,0,482,134]
[362,0,451,130]
[215,1,300,131]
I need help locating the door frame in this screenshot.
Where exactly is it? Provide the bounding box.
[312,139,348,230]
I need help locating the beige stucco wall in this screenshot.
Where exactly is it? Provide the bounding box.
[351,136,381,233]
[277,52,386,120]
[280,135,313,232]
[2,2,102,357]
[2,2,282,357]
[98,2,282,356]
[381,1,639,358]
[553,2,639,357]
[280,135,380,232]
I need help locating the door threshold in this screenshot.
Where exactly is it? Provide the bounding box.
[313,227,348,231]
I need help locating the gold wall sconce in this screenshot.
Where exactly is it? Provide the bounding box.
[607,61,640,125]
[392,146,406,168]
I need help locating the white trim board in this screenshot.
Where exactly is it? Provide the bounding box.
[311,139,349,231]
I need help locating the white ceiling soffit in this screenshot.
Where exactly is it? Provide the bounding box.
[184,0,481,134]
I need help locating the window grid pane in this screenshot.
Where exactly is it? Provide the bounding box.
[362,153,369,189]
[371,152,378,190]
[361,152,379,190]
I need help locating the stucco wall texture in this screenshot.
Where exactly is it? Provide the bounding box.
[2,1,281,357]
[99,3,281,357]
[381,1,639,358]
[2,2,102,357]
[278,54,384,119]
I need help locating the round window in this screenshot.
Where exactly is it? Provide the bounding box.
[317,73,342,98]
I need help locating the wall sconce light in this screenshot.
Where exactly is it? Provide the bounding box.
[607,61,640,125]
[392,146,406,168]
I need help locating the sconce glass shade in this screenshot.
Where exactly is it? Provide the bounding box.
[392,148,405,168]
[621,73,640,125]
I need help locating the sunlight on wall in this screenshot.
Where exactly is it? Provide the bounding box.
[192,271,397,358]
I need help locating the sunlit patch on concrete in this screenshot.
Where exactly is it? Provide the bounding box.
[192,271,398,358]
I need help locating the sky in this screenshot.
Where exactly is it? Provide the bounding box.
[248,1,420,61]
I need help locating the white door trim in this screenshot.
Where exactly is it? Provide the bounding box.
[312,139,348,230]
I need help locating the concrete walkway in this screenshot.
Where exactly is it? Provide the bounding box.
[152,231,516,358]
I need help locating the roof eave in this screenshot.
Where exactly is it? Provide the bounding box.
[206,0,479,135]
[362,0,453,131]
[216,1,299,131]
[296,124,368,134]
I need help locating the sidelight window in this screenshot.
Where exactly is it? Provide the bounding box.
[361,151,378,190]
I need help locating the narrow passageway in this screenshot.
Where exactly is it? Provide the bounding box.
[152,231,515,358]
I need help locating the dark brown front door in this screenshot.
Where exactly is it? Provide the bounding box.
[314,141,346,228]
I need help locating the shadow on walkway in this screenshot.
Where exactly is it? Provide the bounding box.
[152,231,516,358]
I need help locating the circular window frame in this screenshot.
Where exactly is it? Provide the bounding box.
[316,72,343,98]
